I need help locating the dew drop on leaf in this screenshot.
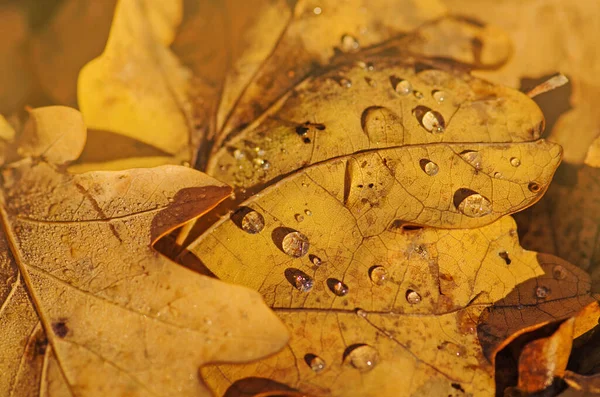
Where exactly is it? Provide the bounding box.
[329,279,349,296]
[510,157,521,167]
[535,286,550,299]
[460,150,483,169]
[413,90,424,99]
[392,77,412,95]
[310,254,322,266]
[304,209,312,216]
[340,34,360,52]
[286,269,314,292]
[233,149,245,160]
[417,109,445,133]
[241,210,265,234]
[553,265,567,280]
[295,214,305,222]
[369,266,388,285]
[346,344,380,372]
[307,354,326,373]
[406,289,422,304]
[438,341,466,357]
[420,159,439,176]
[455,190,493,218]
[432,90,446,103]
[282,231,310,257]
[339,78,352,88]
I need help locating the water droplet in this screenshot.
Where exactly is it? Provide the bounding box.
[415,108,445,133]
[369,266,388,286]
[295,214,305,222]
[494,172,503,178]
[233,149,245,160]
[553,265,567,280]
[438,341,465,357]
[535,286,550,299]
[392,78,412,95]
[413,90,424,99]
[329,279,349,296]
[261,160,270,169]
[341,34,360,52]
[455,190,493,218]
[313,6,322,15]
[510,157,521,167]
[282,231,310,257]
[241,210,265,234]
[420,159,439,176]
[310,254,322,266]
[460,150,482,169]
[307,355,326,373]
[346,344,380,372]
[406,289,422,304]
[432,90,446,103]
[528,182,541,193]
[339,78,352,88]
[286,269,314,292]
[304,209,312,216]
[356,308,367,318]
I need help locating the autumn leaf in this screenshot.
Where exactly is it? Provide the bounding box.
[78,0,194,167]
[0,107,288,396]
[188,211,598,396]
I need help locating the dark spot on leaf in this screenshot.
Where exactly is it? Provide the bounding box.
[303,137,311,144]
[451,383,466,393]
[52,320,69,338]
[499,251,511,265]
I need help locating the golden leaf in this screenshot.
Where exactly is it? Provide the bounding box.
[0,107,289,395]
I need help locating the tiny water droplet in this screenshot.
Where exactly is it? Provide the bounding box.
[510,157,521,167]
[432,90,446,103]
[338,77,352,88]
[528,182,541,193]
[553,265,567,280]
[329,279,349,296]
[341,34,360,52]
[356,308,367,318]
[406,289,422,304]
[304,209,312,216]
[392,78,412,95]
[494,172,503,178]
[310,255,322,266]
[282,231,310,257]
[369,266,388,286]
[346,345,380,372]
[420,159,439,176]
[233,149,245,160]
[313,6,322,15]
[308,355,326,373]
[295,214,305,222]
[413,90,424,99]
[417,109,445,133]
[241,210,265,234]
[261,160,270,169]
[535,286,550,299]
[460,150,482,169]
[456,191,493,218]
[438,341,465,357]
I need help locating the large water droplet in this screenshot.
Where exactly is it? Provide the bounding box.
[345,344,380,372]
[510,157,521,167]
[420,159,439,176]
[328,279,349,296]
[406,289,422,304]
[391,77,412,95]
[241,210,265,234]
[306,354,326,373]
[535,286,550,299]
[414,107,445,133]
[454,189,493,218]
[341,34,360,52]
[282,231,310,257]
[432,90,447,103]
[369,266,388,286]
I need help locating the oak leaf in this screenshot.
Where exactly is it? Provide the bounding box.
[0,107,289,396]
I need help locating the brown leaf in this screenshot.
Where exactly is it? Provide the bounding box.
[188,213,598,396]
[0,107,289,395]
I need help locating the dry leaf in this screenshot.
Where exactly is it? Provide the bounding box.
[205,58,546,193]
[0,106,289,396]
[188,212,598,396]
[78,0,194,167]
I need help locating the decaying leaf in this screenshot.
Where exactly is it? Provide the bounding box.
[0,107,289,395]
[188,212,598,396]
[206,58,546,192]
[78,0,194,167]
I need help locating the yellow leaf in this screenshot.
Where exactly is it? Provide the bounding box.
[188,213,597,396]
[0,107,289,396]
[78,0,193,165]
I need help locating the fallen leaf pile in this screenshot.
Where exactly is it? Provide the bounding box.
[1,0,599,396]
